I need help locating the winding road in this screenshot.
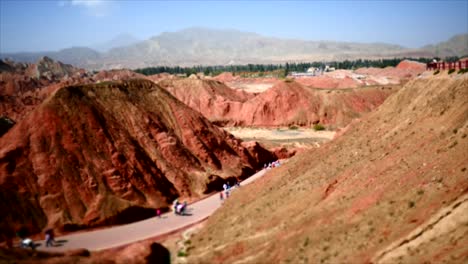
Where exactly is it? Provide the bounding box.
[37,169,267,252]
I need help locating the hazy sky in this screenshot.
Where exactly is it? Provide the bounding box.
[1,0,467,53]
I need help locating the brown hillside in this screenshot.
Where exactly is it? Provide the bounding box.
[0,79,275,235]
[187,75,468,263]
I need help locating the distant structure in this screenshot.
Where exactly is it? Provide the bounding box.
[291,67,323,77]
[324,65,336,72]
[426,58,468,70]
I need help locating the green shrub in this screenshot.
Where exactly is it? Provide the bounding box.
[448,69,455,74]
[458,68,468,74]
[289,125,299,130]
[178,251,187,257]
[433,70,440,75]
[313,124,325,131]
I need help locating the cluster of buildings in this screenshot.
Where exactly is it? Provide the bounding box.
[290,65,336,77]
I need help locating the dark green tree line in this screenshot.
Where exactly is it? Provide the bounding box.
[134,57,456,77]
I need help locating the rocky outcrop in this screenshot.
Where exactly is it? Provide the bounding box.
[0,60,15,73]
[0,59,151,126]
[93,69,148,82]
[0,57,91,124]
[29,56,78,80]
[0,79,275,234]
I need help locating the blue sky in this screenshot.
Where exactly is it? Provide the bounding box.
[0,0,467,53]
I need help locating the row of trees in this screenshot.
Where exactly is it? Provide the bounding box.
[134,57,461,77]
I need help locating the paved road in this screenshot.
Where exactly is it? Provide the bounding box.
[37,169,267,252]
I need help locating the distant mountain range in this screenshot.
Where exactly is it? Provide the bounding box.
[1,28,467,70]
[91,33,141,52]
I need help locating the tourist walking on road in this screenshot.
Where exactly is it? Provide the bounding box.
[45,229,55,247]
[223,183,229,198]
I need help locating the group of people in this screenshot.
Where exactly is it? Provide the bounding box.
[220,183,231,200]
[264,160,281,169]
[220,180,240,201]
[173,200,188,215]
[16,228,55,250]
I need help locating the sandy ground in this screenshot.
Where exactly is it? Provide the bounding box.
[224,127,336,149]
[226,83,275,93]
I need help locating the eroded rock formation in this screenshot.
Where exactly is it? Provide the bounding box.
[0,79,275,234]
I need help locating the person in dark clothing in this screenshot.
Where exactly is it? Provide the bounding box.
[45,229,55,247]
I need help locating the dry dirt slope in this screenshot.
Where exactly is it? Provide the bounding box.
[187,75,468,263]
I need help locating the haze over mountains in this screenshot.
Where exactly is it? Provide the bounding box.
[1,28,467,70]
[90,33,141,52]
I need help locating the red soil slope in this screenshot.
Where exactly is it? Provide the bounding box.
[159,78,395,128]
[0,80,275,235]
[355,59,426,80]
[157,78,254,125]
[237,81,394,127]
[187,75,468,263]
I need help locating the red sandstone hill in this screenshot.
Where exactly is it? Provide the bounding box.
[0,58,154,127]
[354,59,427,80]
[157,78,254,125]
[159,78,396,128]
[187,75,468,263]
[237,81,395,127]
[0,79,276,235]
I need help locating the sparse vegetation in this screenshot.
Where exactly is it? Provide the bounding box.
[289,125,299,130]
[448,69,455,74]
[303,237,309,247]
[313,124,326,131]
[433,70,440,75]
[458,68,468,74]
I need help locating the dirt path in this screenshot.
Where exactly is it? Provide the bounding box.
[36,169,268,252]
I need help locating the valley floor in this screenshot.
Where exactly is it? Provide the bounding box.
[224,127,335,149]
